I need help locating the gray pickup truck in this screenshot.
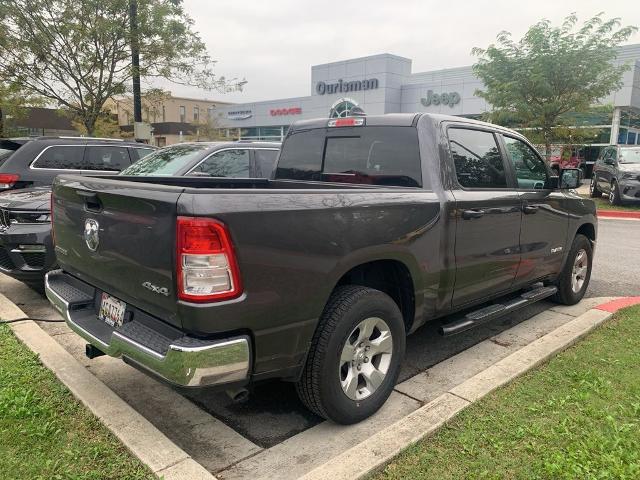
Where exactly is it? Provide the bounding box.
[45,114,596,424]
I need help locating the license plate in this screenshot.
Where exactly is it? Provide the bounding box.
[98,292,127,327]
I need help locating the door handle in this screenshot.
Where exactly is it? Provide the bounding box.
[462,209,485,220]
[523,205,538,214]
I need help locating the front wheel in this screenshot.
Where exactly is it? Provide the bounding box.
[296,285,405,424]
[609,180,622,205]
[551,234,593,305]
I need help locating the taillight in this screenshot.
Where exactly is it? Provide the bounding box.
[328,118,364,127]
[176,217,242,302]
[0,174,19,189]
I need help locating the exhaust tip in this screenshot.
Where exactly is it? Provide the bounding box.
[226,388,250,403]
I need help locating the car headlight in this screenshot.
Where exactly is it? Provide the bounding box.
[10,212,51,224]
[621,173,636,180]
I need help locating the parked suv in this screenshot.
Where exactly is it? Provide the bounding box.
[590,145,640,204]
[0,137,154,286]
[0,136,155,191]
[0,141,278,287]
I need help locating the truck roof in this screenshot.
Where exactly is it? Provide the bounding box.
[288,113,503,132]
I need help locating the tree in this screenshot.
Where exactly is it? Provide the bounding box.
[0,0,245,135]
[0,82,43,137]
[472,13,637,158]
[72,112,125,138]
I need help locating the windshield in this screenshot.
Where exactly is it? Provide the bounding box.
[619,147,640,164]
[120,144,210,176]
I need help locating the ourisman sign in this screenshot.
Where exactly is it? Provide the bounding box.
[316,78,379,95]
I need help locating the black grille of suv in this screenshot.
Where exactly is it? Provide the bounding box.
[23,252,46,269]
[0,246,14,270]
[0,208,10,228]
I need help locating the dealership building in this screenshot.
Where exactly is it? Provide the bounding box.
[214,44,640,148]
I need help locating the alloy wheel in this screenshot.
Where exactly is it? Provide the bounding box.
[339,317,393,401]
[571,249,588,293]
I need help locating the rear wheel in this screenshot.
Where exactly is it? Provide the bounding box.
[296,285,405,424]
[551,234,593,305]
[589,175,601,197]
[609,180,622,205]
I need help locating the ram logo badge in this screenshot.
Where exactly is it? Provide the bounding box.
[142,281,170,296]
[84,219,100,252]
[551,246,563,254]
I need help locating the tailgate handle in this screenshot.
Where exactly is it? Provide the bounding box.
[76,190,102,211]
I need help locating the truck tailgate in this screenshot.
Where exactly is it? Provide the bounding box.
[52,175,184,328]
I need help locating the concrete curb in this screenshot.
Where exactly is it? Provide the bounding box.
[300,303,628,480]
[0,293,216,480]
[597,210,640,219]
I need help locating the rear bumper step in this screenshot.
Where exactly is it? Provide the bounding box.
[439,285,558,336]
[45,270,250,388]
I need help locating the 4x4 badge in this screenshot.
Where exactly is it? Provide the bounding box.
[84,219,100,252]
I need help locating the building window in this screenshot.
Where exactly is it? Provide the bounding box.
[194,106,199,122]
[207,106,215,120]
[162,106,166,122]
[179,105,186,123]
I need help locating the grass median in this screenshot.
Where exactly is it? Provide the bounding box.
[0,324,153,479]
[585,195,640,212]
[375,305,640,479]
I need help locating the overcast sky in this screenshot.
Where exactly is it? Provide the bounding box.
[165,0,640,103]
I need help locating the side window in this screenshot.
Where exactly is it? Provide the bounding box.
[254,149,279,178]
[32,146,85,169]
[190,149,250,177]
[84,146,131,171]
[609,148,618,161]
[131,148,155,161]
[448,128,507,189]
[503,136,548,189]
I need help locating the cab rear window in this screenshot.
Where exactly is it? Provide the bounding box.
[275,126,422,187]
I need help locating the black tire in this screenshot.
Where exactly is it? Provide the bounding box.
[296,285,405,424]
[589,175,602,198]
[609,180,622,205]
[551,234,593,305]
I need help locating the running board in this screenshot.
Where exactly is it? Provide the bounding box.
[438,285,558,336]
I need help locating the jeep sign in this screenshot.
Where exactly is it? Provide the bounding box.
[421,90,461,108]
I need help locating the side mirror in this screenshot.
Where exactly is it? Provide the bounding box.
[559,168,582,189]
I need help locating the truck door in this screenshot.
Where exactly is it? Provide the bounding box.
[447,127,522,308]
[500,134,569,284]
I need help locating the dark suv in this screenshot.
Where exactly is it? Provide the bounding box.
[0,141,279,287]
[0,137,154,286]
[0,137,155,191]
[589,145,640,205]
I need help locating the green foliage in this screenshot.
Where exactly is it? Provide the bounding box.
[0,325,152,479]
[375,305,640,479]
[0,82,44,137]
[473,13,637,156]
[0,0,245,135]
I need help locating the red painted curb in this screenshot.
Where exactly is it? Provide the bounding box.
[595,296,640,313]
[597,210,640,219]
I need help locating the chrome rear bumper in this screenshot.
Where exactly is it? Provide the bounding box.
[45,270,250,387]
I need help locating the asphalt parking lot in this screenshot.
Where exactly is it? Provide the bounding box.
[1,217,638,475]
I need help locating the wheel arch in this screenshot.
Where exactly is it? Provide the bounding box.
[329,255,421,333]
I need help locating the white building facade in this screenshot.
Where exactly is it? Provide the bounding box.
[215,45,640,147]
